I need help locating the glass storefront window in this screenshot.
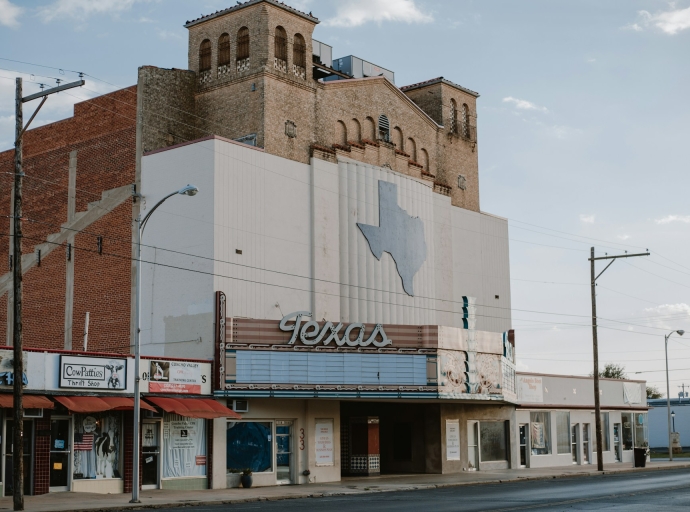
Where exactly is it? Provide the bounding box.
[479,421,508,462]
[162,413,207,478]
[622,412,634,450]
[73,413,122,480]
[634,413,648,448]
[227,421,273,473]
[555,412,570,454]
[530,411,551,455]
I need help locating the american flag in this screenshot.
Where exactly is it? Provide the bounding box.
[74,433,94,451]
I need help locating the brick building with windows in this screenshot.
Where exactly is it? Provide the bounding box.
[0,0,504,497]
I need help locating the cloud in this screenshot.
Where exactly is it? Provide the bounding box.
[502,96,548,113]
[626,6,690,35]
[655,215,690,224]
[617,234,631,240]
[38,0,150,22]
[0,0,22,28]
[579,214,595,223]
[324,0,433,27]
[156,28,183,41]
[643,303,690,330]
[586,58,596,63]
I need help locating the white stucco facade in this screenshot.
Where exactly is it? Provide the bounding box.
[139,136,512,360]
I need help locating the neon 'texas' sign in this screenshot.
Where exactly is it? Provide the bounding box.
[279,311,392,347]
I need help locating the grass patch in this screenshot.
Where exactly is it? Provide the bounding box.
[650,452,690,458]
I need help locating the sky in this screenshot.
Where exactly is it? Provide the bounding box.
[1,0,689,394]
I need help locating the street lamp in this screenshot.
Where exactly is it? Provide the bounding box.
[672,410,676,433]
[131,184,198,503]
[665,329,684,462]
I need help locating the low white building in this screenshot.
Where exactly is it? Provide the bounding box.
[516,373,648,467]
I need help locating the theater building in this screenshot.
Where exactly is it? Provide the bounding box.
[140,128,515,486]
[2,0,524,493]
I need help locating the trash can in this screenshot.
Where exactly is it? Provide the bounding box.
[633,448,647,468]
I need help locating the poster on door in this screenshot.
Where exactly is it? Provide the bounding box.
[163,415,207,478]
[446,420,460,460]
[315,420,334,466]
[143,360,211,395]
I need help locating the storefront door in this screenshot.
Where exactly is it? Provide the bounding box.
[571,424,579,464]
[141,421,161,489]
[613,423,622,462]
[276,421,293,484]
[3,420,33,496]
[519,424,528,467]
[49,418,71,492]
[582,424,590,464]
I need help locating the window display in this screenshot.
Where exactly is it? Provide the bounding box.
[73,413,121,480]
[622,412,634,450]
[555,412,570,454]
[634,413,648,448]
[530,411,551,455]
[227,421,273,473]
[162,413,207,478]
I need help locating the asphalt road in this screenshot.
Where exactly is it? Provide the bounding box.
[143,469,690,512]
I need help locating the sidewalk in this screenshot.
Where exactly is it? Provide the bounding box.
[4,460,690,512]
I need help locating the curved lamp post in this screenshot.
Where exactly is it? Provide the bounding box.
[665,329,684,462]
[131,184,198,503]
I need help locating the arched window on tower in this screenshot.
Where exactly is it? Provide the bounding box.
[336,120,348,146]
[364,117,376,141]
[393,127,403,150]
[351,119,361,143]
[237,27,250,71]
[420,148,429,172]
[378,114,390,142]
[218,33,230,69]
[274,26,287,72]
[461,103,470,139]
[293,33,306,78]
[450,99,458,134]
[199,39,212,73]
[407,138,417,162]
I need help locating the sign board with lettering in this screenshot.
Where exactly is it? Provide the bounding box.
[141,359,211,395]
[0,349,29,388]
[446,420,460,460]
[517,375,544,403]
[59,355,127,390]
[315,419,334,466]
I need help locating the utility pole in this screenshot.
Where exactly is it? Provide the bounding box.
[12,76,83,511]
[679,383,688,403]
[589,247,649,472]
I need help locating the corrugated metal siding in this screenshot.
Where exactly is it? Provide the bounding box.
[235,350,426,385]
[339,161,437,326]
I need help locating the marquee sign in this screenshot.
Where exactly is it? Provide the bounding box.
[279,311,392,347]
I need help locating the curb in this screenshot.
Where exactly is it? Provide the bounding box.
[33,463,690,512]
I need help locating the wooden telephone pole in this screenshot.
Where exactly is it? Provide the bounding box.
[589,247,649,472]
[12,76,83,511]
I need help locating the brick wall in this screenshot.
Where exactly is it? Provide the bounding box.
[123,410,137,493]
[181,0,482,212]
[0,87,137,353]
[33,415,51,495]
